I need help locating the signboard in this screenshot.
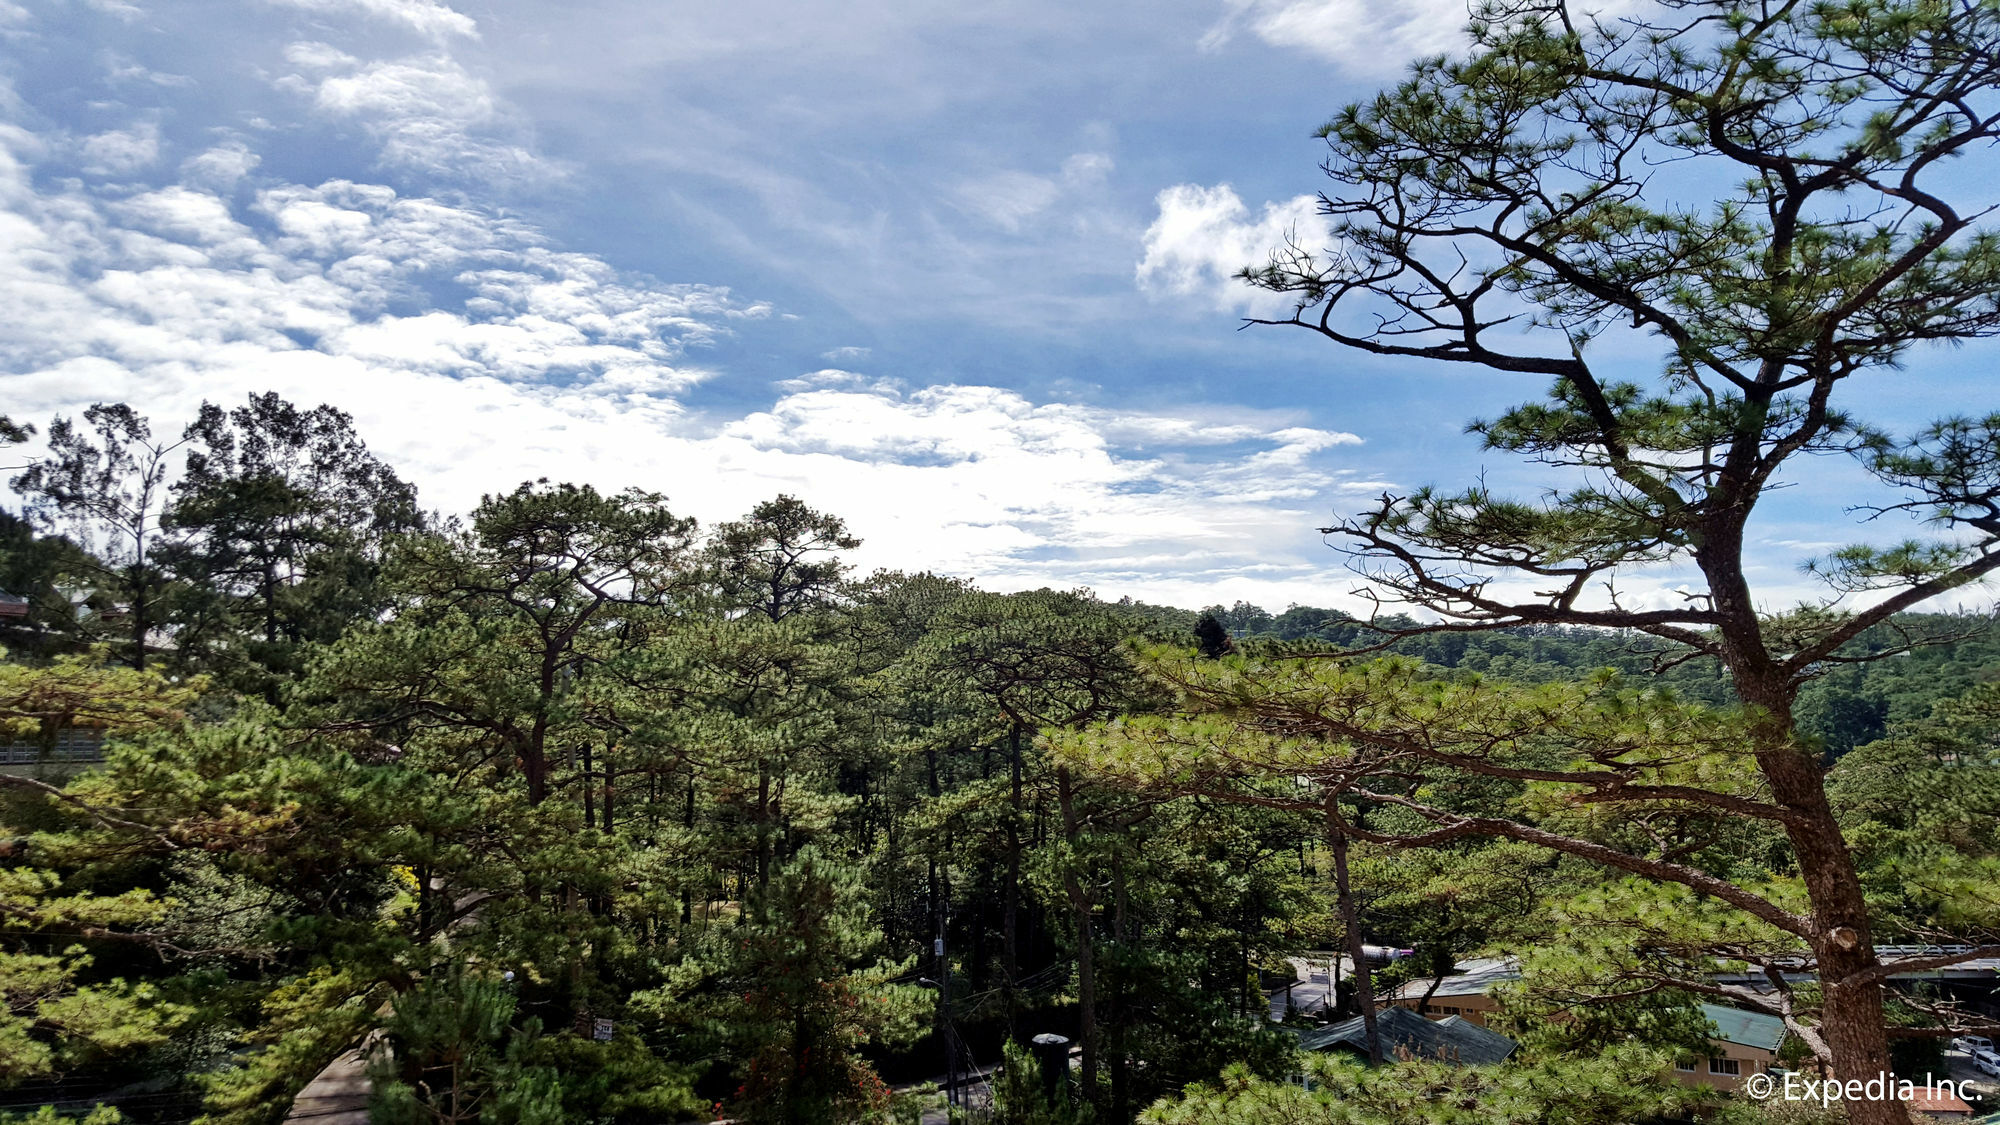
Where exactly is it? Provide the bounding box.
[592,1018,614,1042]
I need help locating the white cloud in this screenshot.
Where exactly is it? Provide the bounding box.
[1202,0,1645,77]
[284,40,361,72]
[0,130,1369,608]
[1060,151,1114,187]
[284,52,560,187]
[1136,182,1321,312]
[773,368,900,394]
[77,121,160,176]
[1202,0,1467,77]
[180,141,261,190]
[267,0,478,42]
[952,151,1117,232]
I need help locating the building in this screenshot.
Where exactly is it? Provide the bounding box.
[1382,957,1520,1027]
[1293,1005,1518,1068]
[0,728,109,778]
[1903,1086,1975,1119]
[1677,1004,1786,1091]
[1382,958,1796,1091]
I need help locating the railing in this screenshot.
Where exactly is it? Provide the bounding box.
[0,730,108,766]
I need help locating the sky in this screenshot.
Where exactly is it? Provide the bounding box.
[0,0,1991,616]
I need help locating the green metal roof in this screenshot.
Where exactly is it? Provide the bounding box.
[1701,1003,1786,1052]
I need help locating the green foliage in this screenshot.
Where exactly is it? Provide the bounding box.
[991,1038,1094,1125]
[1139,1046,1726,1125]
[368,971,563,1125]
[160,392,423,695]
[6,392,1996,1125]
[721,846,927,1125]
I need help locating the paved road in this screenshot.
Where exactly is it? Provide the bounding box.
[1269,955,1355,1022]
[1942,1045,1999,1110]
[282,1043,373,1124]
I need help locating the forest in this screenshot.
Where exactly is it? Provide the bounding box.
[0,392,1995,1125]
[13,2,2000,1125]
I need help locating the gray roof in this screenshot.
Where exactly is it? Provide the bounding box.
[1701,1003,1786,1052]
[1291,1005,1517,1067]
[1385,956,1521,1002]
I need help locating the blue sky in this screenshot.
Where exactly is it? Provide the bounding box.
[1,0,1990,615]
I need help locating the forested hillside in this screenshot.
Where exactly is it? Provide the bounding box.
[0,395,1995,1125]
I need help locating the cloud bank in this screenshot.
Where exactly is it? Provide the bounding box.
[0,0,1379,611]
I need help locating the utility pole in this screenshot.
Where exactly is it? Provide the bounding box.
[937,929,955,1108]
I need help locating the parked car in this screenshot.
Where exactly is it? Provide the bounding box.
[1972,1047,2000,1077]
[1954,1034,1995,1054]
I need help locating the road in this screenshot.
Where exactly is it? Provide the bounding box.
[1268,954,1358,1022]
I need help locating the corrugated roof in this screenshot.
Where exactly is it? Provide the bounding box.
[1385,957,1521,1001]
[1701,1003,1786,1052]
[1291,1005,1518,1067]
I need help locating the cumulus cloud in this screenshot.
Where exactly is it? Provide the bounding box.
[1136,182,1321,312]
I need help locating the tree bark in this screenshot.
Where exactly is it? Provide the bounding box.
[1004,723,1023,1034]
[1327,804,1381,1065]
[1110,847,1129,1122]
[1055,766,1097,1099]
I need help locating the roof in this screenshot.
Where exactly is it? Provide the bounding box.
[1905,1087,1973,1115]
[1292,1005,1517,1067]
[1385,957,1521,1002]
[1701,1003,1786,1052]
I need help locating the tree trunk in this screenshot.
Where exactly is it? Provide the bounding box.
[1710,499,1908,1125]
[1327,807,1380,1065]
[128,559,147,672]
[1748,683,1906,1125]
[1055,766,1097,1099]
[1004,723,1023,1034]
[756,761,772,890]
[1110,847,1129,1122]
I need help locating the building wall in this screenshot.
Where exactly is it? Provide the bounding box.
[1388,994,1500,1027]
[1672,1040,1778,1092]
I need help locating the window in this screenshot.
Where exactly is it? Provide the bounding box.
[1442,1006,1461,1016]
[1709,1058,1741,1076]
[1676,1060,1697,1073]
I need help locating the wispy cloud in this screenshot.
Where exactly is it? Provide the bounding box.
[1200,0,1644,77]
[1200,0,1470,77]
[266,0,479,42]
[283,51,561,187]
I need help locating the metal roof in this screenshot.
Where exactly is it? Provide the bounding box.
[1385,957,1521,1001]
[1292,1005,1518,1067]
[1701,1003,1787,1052]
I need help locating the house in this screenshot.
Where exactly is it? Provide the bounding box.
[0,727,109,777]
[1383,958,1795,1091]
[1675,1004,1786,1091]
[1293,1004,1518,1067]
[1904,1086,1975,1119]
[1382,957,1520,1027]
